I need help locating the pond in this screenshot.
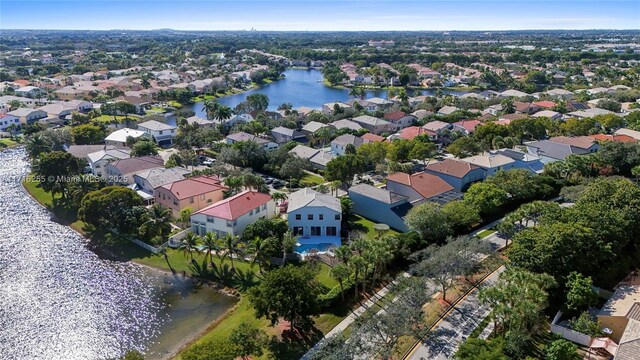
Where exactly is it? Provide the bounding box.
[186,68,469,116]
[0,148,236,360]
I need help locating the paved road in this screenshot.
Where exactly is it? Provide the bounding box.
[407,266,505,360]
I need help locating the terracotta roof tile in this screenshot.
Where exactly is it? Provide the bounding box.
[194,190,272,221]
[425,159,480,178]
[387,171,454,199]
[160,175,227,200]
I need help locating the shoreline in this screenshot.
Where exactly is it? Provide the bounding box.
[19,169,239,360]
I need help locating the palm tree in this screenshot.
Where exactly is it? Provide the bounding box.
[241,173,263,191]
[270,191,288,205]
[249,236,270,274]
[203,99,219,120]
[221,234,244,272]
[330,264,351,302]
[201,232,219,271]
[180,232,199,262]
[350,255,367,299]
[334,245,352,265]
[330,180,342,197]
[224,176,243,195]
[397,88,409,105]
[213,105,233,125]
[281,231,298,265]
[142,204,173,245]
[316,184,329,194]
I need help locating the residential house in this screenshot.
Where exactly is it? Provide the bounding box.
[322,102,351,115]
[348,184,410,232]
[287,188,342,245]
[330,119,363,132]
[351,115,397,135]
[155,175,228,217]
[384,111,416,130]
[0,95,37,108]
[495,148,544,174]
[452,119,482,135]
[185,116,216,128]
[499,89,528,98]
[396,126,429,141]
[513,101,540,115]
[598,281,640,343]
[6,108,47,125]
[105,128,150,148]
[437,106,459,115]
[544,88,574,99]
[422,121,453,141]
[459,152,516,176]
[615,128,640,141]
[226,131,279,151]
[66,144,114,160]
[532,100,556,109]
[133,167,192,195]
[568,108,616,119]
[289,144,334,170]
[0,114,20,130]
[331,134,366,156]
[532,110,562,120]
[225,113,254,127]
[386,171,462,205]
[590,134,637,143]
[37,100,92,119]
[104,156,165,184]
[498,113,528,122]
[302,121,333,142]
[525,136,600,163]
[271,126,306,144]
[87,148,131,178]
[360,133,386,142]
[424,158,485,191]
[137,120,177,146]
[15,86,44,98]
[190,190,276,237]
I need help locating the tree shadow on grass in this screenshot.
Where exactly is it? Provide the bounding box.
[268,326,325,360]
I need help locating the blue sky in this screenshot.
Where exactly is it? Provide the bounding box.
[1,1,638,31]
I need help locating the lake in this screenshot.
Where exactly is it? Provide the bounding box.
[187,68,469,116]
[0,148,236,360]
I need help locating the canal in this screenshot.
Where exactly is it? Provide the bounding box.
[0,148,236,360]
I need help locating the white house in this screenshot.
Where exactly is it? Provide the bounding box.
[190,190,276,238]
[0,114,20,130]
[14,86,44,98]
[7,108,47,125]
[287,188,342,246]
[226,132,279,151]
[137,120,177,146]
[105,128,150,148]
[87,148,131,178]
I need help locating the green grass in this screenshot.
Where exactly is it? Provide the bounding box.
[477,229,496,238]
[300,173,326,187]
[352,215,400,240]
[0,138,19,147]
[92,115,133,124]
[167,100,184,109]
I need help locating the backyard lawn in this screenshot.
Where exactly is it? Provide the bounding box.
[353,215,400,240]
[300,172,326,187]
[0,138,19,147]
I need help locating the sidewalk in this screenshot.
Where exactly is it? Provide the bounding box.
[406,266,505,360]
[301,272,410,359]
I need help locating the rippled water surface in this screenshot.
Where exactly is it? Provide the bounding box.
[0,148,235,359]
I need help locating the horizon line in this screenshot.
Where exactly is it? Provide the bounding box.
[3,28,640,32]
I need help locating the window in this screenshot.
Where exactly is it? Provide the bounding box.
[159,130,163,135]
[262,204,267,211]
[308,214,313,220]
[189,197,194,204]
[295,214,301,220]
[335,214,341,220]
[327,227,337,236]
[293,226,304,236]
[200,194,205,200]
[254,206,260,214]
[311,226,321,236]
[206,217,215,223]
[319,214,324,220]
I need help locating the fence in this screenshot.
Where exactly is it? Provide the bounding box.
[550,311,592,347]
[167,228,191,248]
[129,238,163,254]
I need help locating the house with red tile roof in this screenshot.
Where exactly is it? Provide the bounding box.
[452,119,482,134]
[104,155,165,184]
[386,171,462,205]
[589,134,637,143]
[533,100,556,109]
[513,101,540,115]
[154,175,228,217]
[360,133,386,142]
[190,190,276,237]
[397,126,429,140]
[383,111,417,130]
[423,158,486,191]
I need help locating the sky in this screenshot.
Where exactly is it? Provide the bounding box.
[1,0,639,31]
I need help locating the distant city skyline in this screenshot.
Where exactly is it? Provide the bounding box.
[1,1,638,31]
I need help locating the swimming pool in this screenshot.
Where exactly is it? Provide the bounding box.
[295,243,338,254]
